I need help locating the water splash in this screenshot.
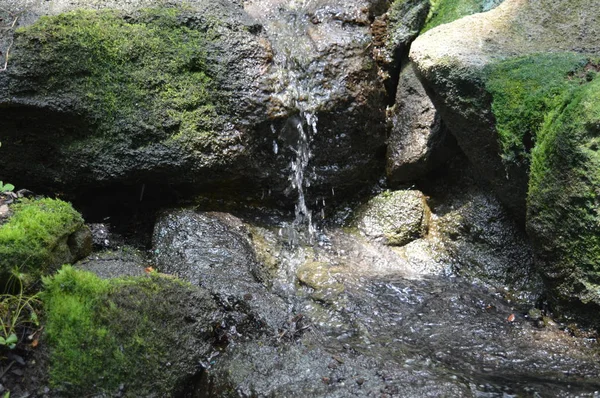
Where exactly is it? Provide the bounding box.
[276,111,318,244]
[289,112,317,236]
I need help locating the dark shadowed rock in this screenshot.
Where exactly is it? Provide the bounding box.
[387,64,457,183]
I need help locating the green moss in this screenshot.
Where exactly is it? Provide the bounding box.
[528,76,600,285]
[42,265,213,397]
[485,52,600,309]
[12,7,222,148]
[421,0,500,33]
[484,53,588,165]
[0,198,83,285]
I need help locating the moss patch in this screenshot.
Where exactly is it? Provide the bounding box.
[484,51,600,314]
[527,75,600,300]
[484,53,589,165]
[422,0,501,33]
[42,265,216,397]
[12,7,222,150]
[0,198,84,288]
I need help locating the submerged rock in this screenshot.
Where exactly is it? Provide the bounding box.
[410,0,600,324]
[354,189,430,246]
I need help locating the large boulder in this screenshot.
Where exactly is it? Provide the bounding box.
[0,0,388,205]
[410,0,600,322]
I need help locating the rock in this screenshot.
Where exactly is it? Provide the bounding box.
[354,190,429,246]
[0,0,389,206]
[296,261,345,303]
[410,0,600,323]
[152,209,289,332]
[371,0,431,96]
[76,247,148,279]
[386,64,457,183]
[41,265,219,397]
[0,198,91,292]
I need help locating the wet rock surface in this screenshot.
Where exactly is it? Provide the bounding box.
[0,0,388,205]
[353,189,429,246]
[152,209,290,333]
[196,205,600,397]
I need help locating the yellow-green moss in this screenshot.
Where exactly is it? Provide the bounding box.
[0,198,83,285]
[42,265,214,397]
[13,7,222,148]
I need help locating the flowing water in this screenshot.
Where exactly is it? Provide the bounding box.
[206,1,600,396]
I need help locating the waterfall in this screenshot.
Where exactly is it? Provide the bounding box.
[289,111,317,237]
[258,2,322,244]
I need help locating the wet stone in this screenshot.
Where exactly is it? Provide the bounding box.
[353,190,429,246]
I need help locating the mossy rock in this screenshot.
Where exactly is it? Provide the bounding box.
[353,190,430,246]
[41,265,218,397]
[0,198,91,292]
[0,3,274,198]
[411,0,600,323]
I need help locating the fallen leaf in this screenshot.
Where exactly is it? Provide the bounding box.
[144,267,155,273]
[507,313,515,322]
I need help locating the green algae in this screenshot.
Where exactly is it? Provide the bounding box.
[527,76,600,299]
[0,198,84,289]
[422,0,481,33]
[484,51,600,314]
[42,265,215,396]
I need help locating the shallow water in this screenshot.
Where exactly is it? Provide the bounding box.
[246,222,600,397]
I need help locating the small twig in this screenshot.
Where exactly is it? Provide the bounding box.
[0,13,18,72]
[1,38,13,71]
[0,360,15,380]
